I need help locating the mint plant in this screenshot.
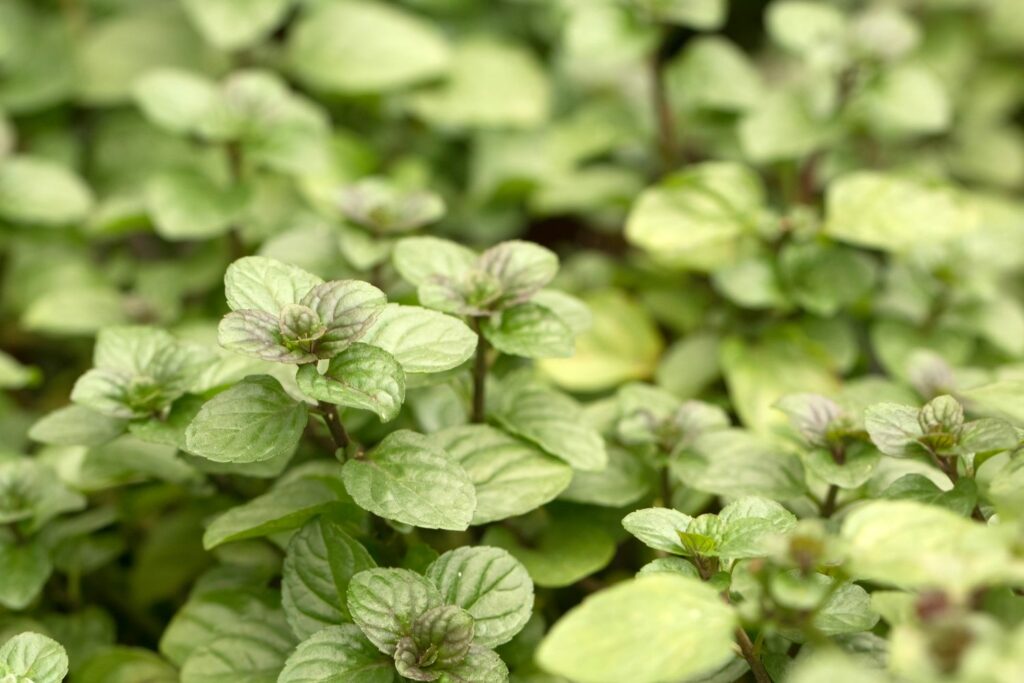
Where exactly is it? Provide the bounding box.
[3,0,1024,681]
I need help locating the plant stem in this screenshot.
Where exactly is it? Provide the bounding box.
[660,466,673,507]
[470,317,488,424]
[735,626,772,683]
[695,554,771,683]
[820,484,839,517]
[650,25,679,173]
[224,140,246,261]
[316,401,351,451]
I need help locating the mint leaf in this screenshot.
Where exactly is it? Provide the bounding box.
[537,575,736,683]
[339,177,445,234]
[493,376,607,472]
[347,568,443,656]
[181,0,291,51]
[287,0,451,94]
[278,625,393,683]
[426,546,533,648]
[202,474,354,549]
[0,539,52,610]
[429,425,572,524]
[622,508,694,555]
[29,405,127,447]
[224,256,323,316]
[481,303,574,358]
[299,280,387,356]
[341,431,476,530]
[0,633,69,683]
[361,305,477,374]
[185,375,308,464]
[0,156,93,226]
[864,402,924,457]
[282,516,377,640]
[296,343,405,422]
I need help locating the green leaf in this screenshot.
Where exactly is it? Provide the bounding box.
[739,90,830,163]
[0,351,37,390]
[185,375,308,464]
[537,574,737,683]
[625,162,765,272]
[0,156,93,226]
[482,303,573,359]
[428,425,572,525]
[224,256,323,316]
[299,281,387,357]
[637,557,699,579]
[392,237,476,289]
[539,291,663,393]
[342,430,476,530]
[780,243,877,316]
[409,38,549,129]
[347,568,443,655]
[859,64,951,137]
[767,0,846,63]
[493,376,607,472]
[436,645,507,683]
[961,380,1024,427]
[297,344,405,423]
[477,240,558,307]
[282,516,377,640]
[864,403,923,457]
[203,474,353,549]
[825,172,978,253]
[145,168,247,240]
[77,647,178,683]
[634,0,726,29]
[0,633,68,683]
[361,305,477,374]
[842,500,1024,595]
[133,68,218,135]
[179,630,292,683]
[29,405,127,447]
[338,178,445,234]
[561,444,652,508]
[288,0,450,94]
[426,546,533,648]
[666,36,761,112]
[482,510,616,588]
[672,429,807,499]
[182,0,291,51]
[715,497,798,560]
[160,589,293,668]
[622,508,694,555]
[880,475,978,517]
[396,605,475,679]
[218,309,311,364]
[278,625,394,683]
[0,539,52,610]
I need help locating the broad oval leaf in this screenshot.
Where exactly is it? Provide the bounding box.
[296,344,405,422]
[277,625,393,683]
[360,305,477,374]
[426,546,534,648]
[282,516,377,640]
[346,568,443,655]
[429,425,572,524]
[536,574,737,683]
[224,256,323,315]
[0,156,93,226]
[341,430,476,530]
[0,632,69,683]
[481,303,574,359]
[287,0,450,94]
[185,375,308,464]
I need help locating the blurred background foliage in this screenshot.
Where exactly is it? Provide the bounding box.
[2,0,1024,677]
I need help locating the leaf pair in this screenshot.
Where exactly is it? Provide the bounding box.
[394,237,586,359]
[623,497,797,563]
[219,256,386,364]
[281,546,533,683]
[71,326,215,419]
[865,394,1018,460]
